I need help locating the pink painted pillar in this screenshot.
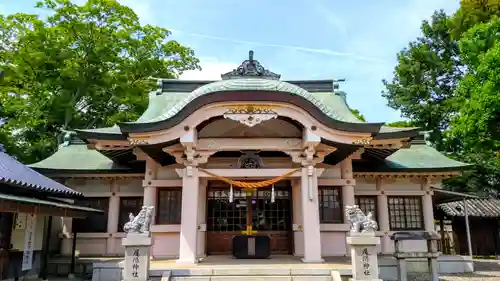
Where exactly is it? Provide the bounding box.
[197,179,207,257]
[376,178,391,254]
[292,179,304,256]
[300,166,324,263]
[177,167,200,264]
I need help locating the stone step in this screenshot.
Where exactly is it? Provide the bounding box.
[169,276,336,281]
[159,267,335,276]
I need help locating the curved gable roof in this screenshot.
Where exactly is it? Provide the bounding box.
[118,79,385,134]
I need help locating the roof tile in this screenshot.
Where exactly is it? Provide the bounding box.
[438,199,500,217]
[0,144,82,197]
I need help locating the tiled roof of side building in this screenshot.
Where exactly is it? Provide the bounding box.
[0,144,83,197]
[438,199,500,218]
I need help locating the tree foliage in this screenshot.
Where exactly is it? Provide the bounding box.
[383,0,500,193]
[382,10,461,150]
[0,0,200,163]
[350,109,366,122]
[446,18,500,193]
[385,120,417,128]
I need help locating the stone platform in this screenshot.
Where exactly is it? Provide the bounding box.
[93,255,351,281]
[48,255,475,281]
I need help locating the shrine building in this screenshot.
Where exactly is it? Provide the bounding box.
[30,51,469,264]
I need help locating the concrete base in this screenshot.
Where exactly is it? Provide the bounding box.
[300,258,325,263]
[175,258,199,264]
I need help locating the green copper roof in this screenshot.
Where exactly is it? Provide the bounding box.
[386,143,470,170]
[354,142,471,172]
[129,79,349,124]
[29,140,132,172]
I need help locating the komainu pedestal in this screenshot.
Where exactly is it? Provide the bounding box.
[122,234,152,281]
[347,233,382,281]
[345,205,382,281]
[122,206,154,281]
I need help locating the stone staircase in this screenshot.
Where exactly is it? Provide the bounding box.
[149,268,348,281]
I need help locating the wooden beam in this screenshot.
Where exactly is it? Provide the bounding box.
[318,178,355,186]
[0,199,89,218]
[193,168,302,178]
[196,138,303,151]
[143,179,182,187]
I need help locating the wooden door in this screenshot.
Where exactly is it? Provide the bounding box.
[206,181,293,255]
[0,213,13,280]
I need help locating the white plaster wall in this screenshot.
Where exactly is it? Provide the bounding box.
[157,168,181,180]
[116,178,143,193]
[320,165,341,178]
[65,178,113,193]
[354,178,376,192]
[320,232,347,256]
[151,233,180,258]
[74,238,107,256]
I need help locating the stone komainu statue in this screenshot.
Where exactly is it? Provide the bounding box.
[345,205,378,233]
[123,206,155,234]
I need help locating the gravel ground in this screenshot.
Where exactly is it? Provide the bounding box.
[405,260,500,281]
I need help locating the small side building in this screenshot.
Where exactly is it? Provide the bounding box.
[0,144,101,280]
[438,199,500,257]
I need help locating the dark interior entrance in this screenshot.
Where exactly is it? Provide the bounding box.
[206,180,293,255]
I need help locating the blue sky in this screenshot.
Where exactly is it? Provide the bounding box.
[0,0,460,123]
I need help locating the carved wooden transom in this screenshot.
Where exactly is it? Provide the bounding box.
[238,151,264,169]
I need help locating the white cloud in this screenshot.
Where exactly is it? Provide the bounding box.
[179,58,239,80]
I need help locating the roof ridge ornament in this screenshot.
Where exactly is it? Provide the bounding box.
[221,50,281,80]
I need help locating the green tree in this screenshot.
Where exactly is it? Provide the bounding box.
[350,109,366,122]
[383,1,500,149]
[446,18,500,193]
[382,10,460,150]
[383,0,500,193]
[0,0,200,163]
[385,120,417,128]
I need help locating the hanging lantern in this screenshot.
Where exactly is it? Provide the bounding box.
[229,184,234,203]
[271,184,275,203]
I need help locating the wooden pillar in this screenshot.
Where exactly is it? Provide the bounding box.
[69,230,78,279]
[493,219,499,258]
[440,216,446,254]
[106,183,120,255]
[340,158,355,207]
[376,177,390,254]
[464,198,473,257]
[39,216,53,281]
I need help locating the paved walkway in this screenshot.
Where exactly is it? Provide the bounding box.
[42,259,500,281]
[405,260,500,281]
